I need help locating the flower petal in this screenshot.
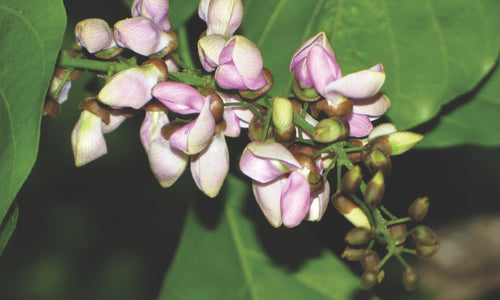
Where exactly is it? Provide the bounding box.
[346,113,373,137]
[281,171,311,227]
[197,34,228,72]
[368,123,398,141]
[252,178,285,227]
[307,45,342,95]
[148,139,188,187]
[352,93,391,117]
[71,111,107,167]
[324,67,386,100]
[152,82,205,114]
[190,132,229,198]
[306,180,330,221]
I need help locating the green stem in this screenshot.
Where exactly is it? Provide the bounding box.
[52,68,74,99]
[292,114,315,135]
[377,252,392,271]
[380,205,395,219]
[261,105,273,142]
[58,53,132,73]
[386,217,411,227]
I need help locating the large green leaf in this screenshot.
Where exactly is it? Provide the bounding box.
[0,203,18,257]
[241,0,500,130]
[0,1,66,233]
[417,65,500,147]
[157,175,376,300]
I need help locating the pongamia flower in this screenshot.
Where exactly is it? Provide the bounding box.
[197,34,229,72]
[215,35,267,90]
[132,0,171,31]
[71,110,107,167]
[198,0,243,37]
[239,142,330,228]
[75,18,117,53]
[98,59,167,109]
[114,17,176,57]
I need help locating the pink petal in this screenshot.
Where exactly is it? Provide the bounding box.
[169,97,216,154]
[206,0,243,36]
[197,34,228,72]
[306,180,330,221]
[307,45,342,95]
[252,178,285,227]
[148,139,188,187]
[324,67,386,100]
[281,171,311,227]
[215,62,248,90]
[222,108,241,137]
[71,111,107,167]
[229,36,267,90]
[152,82,205,114]
[132,0,171,31]
[190,133,229,198]
[139,110,169,151]
[346,113,373,137]
[352,93,391,118]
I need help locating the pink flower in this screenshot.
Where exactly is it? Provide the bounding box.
[198,0,243,37]
[114,17,175,57]
[239,142,330,227]
[152,82,216,154]
[71,111,107,167]
[292,33,391,137]
[132,0,171,31]
[75,18,117,53]
[197,34,229,72]
[215,35,267,90]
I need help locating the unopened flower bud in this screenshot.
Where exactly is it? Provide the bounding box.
[411,225,439,246]
[409,196,429,221]
[341,165,362,194]
[248,115,274,141]
[388,131,424,155]
[345,227,373,246]
[292,79,320,102]
[402,268,420,291]
[199,0,243,37]
[389,222,407,245]
[75,18,119,55]
[311,98,353,118]
[360,270,378,289]
[313,117,349,143]
[272,96,295,142]
[341,247,366,261]
[132,0,171,31]
[364,171,385,209]
[238,68,274,99]
[361,250,380,272]
[71,110,107,167]
[331,192,371,229]
[416,242,440,258]
[363,146,391,175]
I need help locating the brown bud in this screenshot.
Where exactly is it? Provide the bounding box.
[143,99,168,112]
[346,138,363,163]
[43,98,61,118]
[248,115,274,141]
[361,250,381,272]
[341,247,367,261]
[345,227,373,246]
[331,192,371,229]
[367,147,391,176]
[408,196,429,221]
[411,225,439,246]
[402,268,420,291]
[341,165,363,194]
[416,242,440,258]
[364,171,385,209]
[371,135,392,157]
[360,270,378,289]
[389,222,407,245]
[312,98,353,118]
[79,98,111,124]
[239,68,273,99]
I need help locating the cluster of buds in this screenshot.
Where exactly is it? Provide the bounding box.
[48,0,436,291]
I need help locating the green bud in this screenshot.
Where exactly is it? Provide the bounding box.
[389,223,408,245]
[411,225,439,246]
[345,227,373,246]
[408,196,429,221]
[368,147,391,176]
[364,171,385,209]
[388,131,424,155]
[361,250,381,272]
[313,117,349,143]
[272,96,295,141]
[292,79,320,102]
[402,268,420,291]
[416,242,440,258]
[331,192,371,229]
[341,165,363,194]
[360,270,378,289]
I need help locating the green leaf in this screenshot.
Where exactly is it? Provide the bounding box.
[241,0,500,130]
[157,175,375,300]
[0,203,18,257]
[417,65,500,147]
[0,1,66,230]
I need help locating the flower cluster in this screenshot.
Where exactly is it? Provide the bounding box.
[50,0,437,290]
